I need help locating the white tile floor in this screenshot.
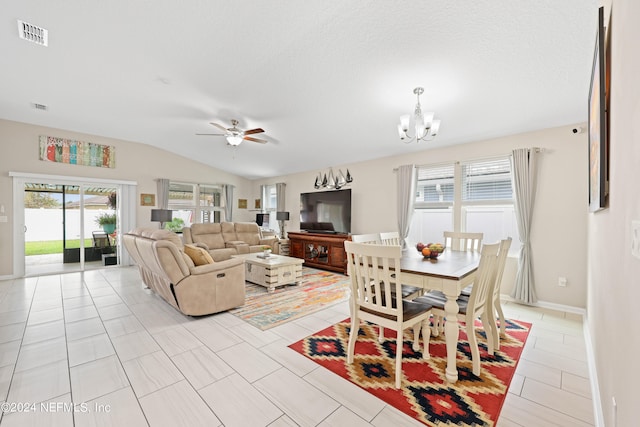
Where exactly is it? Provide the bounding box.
[0,267,595,426]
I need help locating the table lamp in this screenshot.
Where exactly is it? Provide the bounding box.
[276,211,290,239]
[151,209,173,229]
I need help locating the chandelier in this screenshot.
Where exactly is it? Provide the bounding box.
[397,87,441,143]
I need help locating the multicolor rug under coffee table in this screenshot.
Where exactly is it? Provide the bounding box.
[230,267,350,330]
[289,317,531,426]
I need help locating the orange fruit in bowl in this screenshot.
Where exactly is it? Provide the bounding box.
[421,247,431,257]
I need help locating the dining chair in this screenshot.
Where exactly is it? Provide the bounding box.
[350,233,382,244]
[489,237,511,350]
[413,242,500,376]
[379,231,401,246]
[443,231,484,252]
[344,241,433,388]
[430,231,485,335]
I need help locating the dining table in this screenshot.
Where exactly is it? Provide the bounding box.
[400,249,481,383]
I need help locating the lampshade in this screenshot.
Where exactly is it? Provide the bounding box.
[151,209,173,223]
[226,135,243,146]
[276,211,290,221]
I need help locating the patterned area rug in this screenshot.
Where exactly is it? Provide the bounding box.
[230,267,350,330]
[289,318,531,426]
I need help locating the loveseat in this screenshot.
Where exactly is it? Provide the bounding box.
[122,228,246,316]
[182,222,280,261]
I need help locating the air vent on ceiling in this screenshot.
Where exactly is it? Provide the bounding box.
[17,20,48,46]
[34,103,48,111]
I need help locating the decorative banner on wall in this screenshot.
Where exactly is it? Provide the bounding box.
[39,135,116,168]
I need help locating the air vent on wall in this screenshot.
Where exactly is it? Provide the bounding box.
[17,20,48,46]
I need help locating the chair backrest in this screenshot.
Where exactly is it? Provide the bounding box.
[379,231,401,246]
[443,231,484,252]
[344,241,403,320]
[492,237,513,300]
[92,231,112,248]
[350,233,382,244]
[466,242,500,316]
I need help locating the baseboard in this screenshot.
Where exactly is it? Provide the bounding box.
[0,274,16,281]
[500,294,586,316]
[583,316,605,426]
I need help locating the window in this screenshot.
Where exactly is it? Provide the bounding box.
[168,181,223,228]
[411,157,520,255]
[409,164,455,245]
[261,184,278,231]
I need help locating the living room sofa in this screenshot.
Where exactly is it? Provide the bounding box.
[122,228,246,316]
[182,222,280,261]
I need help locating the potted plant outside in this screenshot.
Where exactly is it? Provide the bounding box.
[96,212,117,234]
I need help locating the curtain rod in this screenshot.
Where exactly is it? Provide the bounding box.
[392,147,545,171]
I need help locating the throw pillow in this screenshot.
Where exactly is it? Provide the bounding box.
[184,244,214,266]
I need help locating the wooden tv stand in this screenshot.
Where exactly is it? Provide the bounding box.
[288,232,350,274]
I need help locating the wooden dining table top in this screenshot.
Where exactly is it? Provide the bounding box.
[400,249,481,280]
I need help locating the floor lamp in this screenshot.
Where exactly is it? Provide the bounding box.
[276,211,289,239]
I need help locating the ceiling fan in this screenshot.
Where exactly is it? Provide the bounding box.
[196,119,267,146]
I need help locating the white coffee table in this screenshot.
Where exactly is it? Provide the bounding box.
[231,253,304,292]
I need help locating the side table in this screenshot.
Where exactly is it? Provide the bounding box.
[279,239,290,256]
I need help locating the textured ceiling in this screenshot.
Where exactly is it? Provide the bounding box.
[0,0,597,179]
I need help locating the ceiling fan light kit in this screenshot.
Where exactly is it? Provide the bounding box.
[196,118,267,146]
[314,168,352,190]
[398,87,441,143]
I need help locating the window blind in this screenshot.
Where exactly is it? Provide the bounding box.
[461,157,513,201]
[415,164,455,203]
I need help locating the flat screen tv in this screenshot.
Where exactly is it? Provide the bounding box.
[300,189,351,234]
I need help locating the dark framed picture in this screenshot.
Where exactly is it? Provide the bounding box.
[588,6,609,212]
[238,199,247,209]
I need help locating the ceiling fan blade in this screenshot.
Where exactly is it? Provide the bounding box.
[243,128,265,135]
[244,136,267,144]
[195,133,225,136]
[210,122,228,132]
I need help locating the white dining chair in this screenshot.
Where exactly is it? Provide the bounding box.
[350,233,382,244]
[344,241,433,388]
[379,231,401,246]
[444,231,484,252]
[413,242,500,376]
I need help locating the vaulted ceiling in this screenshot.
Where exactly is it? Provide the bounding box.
[1,0,597,179]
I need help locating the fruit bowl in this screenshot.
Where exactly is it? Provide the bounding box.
[417,242,445,259]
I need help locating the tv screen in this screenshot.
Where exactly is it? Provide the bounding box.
[300,189,351,234]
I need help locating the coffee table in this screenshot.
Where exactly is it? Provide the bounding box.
[231,253,304,292]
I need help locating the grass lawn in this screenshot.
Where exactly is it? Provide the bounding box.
[25,239,93,256]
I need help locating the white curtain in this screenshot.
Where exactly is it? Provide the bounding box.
[156,179,169,209]
[222,184,234,221]
[397,164,417,250]
[510,148,539,304]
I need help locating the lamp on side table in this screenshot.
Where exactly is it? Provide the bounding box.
[276,211,289,239]
[151,209,173,229]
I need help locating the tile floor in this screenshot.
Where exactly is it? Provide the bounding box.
[0,267,595,426]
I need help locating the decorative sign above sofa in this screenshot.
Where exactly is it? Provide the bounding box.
[39,135,116,168]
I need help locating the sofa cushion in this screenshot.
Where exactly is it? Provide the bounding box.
[184,244,215,266]
[149,229,184,248]
[234,222,261,245]
[221,222,237,243]
[190,223,226,250]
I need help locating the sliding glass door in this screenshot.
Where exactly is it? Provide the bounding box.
[11,172,136,278]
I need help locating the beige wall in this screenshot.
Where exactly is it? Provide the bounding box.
[0,119,254,277]
[588,1,640,426]
[258,124,588,309]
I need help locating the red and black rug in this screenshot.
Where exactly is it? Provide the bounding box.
[289,318,531,426]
